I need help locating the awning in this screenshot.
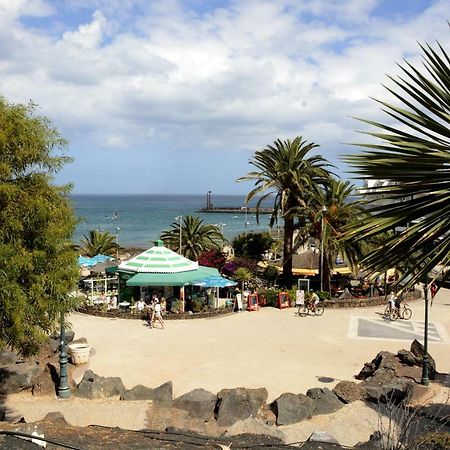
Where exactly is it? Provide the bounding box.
[126,266,219,287]
[334,267,352,275]
[292,268,318,276]
[119,240,198,273]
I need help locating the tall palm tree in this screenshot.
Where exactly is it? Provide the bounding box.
[238,137,330,286]
[160,215,223,260]
[296,178,366,291]
[79,229,120,257]
[344,39,450,288]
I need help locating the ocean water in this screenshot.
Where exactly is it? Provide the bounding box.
[70,194,275,248]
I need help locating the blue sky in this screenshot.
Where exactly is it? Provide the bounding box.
[1,0,448,194]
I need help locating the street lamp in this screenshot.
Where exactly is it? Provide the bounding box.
[214,223,226,247]
[320,206,327,292]
[115,227,120,261]
[175,215,182,254]
[421,275,430,385]
[241,205,249,234]
[58,295,70,399]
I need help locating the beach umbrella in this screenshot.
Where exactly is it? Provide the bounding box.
[193,275,237,288]
[78,254,114,268]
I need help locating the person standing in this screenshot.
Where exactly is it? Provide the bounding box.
[151,298,164,329]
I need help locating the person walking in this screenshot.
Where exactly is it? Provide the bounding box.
[151,298,164,329]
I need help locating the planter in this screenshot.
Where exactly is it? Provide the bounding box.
[68,343,91,365]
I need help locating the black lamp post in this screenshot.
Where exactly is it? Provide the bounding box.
[421,275,430,386]
[58,300,70,399]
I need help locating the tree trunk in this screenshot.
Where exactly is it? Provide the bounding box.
[282,215,294,288]
[322,252,332,293]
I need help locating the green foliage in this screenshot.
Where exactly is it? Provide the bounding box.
[344,38,450,288]
[232,232,274,260]
[234,267,253,289]
[0,97,78,355]
[160,215,223,260]
[263,288,279,307]
[262,264,279,285]
[316,291,331,300]
[80,229,120,257]
[294,177,366,291]
[238,136,330,285]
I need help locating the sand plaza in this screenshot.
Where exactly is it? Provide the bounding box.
[4,289,450,446]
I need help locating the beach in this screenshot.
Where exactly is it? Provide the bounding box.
[5,289,449,446]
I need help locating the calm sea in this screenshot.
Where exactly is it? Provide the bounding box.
[70,194,275,248]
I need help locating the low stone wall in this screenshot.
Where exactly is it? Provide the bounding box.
[76,305,234,321]
[322,289,422,309]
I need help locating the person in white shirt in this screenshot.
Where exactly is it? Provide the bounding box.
[151,299,164,329]
[136,298,146,312]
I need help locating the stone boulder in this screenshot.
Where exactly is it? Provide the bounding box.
[0,350,19,365]
[397,349,418,367]
[272,392,314,425]
[75,370,126,399]
[307,430,340,445]
[0,362,43,395]
[31,363,59,396]
[216,387,268,426]
[365,379,414,404]
[355,351,399,381]
[121,381,173,407]
[224,417,286,442]
[410,339,437,380]
[332,381,366,404]
[173,388,217,421]
[306,388,344,415]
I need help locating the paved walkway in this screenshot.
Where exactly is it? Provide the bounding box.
[4,289,450,446]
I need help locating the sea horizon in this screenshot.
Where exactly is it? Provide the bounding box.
[70,193,275,249]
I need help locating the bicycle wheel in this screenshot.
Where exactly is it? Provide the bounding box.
[298,306,308,317]
[401,308,412,320]
[383,305,391,318]
[315,305,324,316]
[389,309,399,321]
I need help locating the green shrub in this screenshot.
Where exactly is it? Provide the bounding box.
[192,299,202,313]
[317,291,331,300]
[263,288,279,307]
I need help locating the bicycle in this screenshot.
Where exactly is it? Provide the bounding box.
[298,302,324,317]
[383,301,412,321]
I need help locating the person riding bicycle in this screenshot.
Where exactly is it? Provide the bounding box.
[308,291,320,312]
[388,291,402,313]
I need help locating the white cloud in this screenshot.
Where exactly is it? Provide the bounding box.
[0,0,448,191]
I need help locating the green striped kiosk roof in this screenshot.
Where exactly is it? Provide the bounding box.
[118,240,198,273]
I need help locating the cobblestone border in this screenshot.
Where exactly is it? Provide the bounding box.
[323,289,422,308]
[76,305,234,320]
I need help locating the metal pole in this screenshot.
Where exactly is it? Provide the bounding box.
[179,215,182,255]
[320,206,326,292]
[116,227,120,261]
[245,206,248,234]
[421,277,430,386]
[58,308,70,399]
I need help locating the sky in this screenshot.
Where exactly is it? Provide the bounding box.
[0,0,449,194]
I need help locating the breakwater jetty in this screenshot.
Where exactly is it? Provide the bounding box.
[198,206,273,214]
[198,191,273,214]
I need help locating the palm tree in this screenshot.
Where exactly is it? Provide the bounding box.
[234,267,253,290]
[160,215,223,260]
[343,38,450,288]
[79,229,120,257]
[238,137,330,286]
[296,178,366,291]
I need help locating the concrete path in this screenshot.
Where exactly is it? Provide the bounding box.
[63,290,449,401]
[4,289,450,446]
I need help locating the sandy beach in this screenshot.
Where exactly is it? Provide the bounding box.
[5,288,450,446]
